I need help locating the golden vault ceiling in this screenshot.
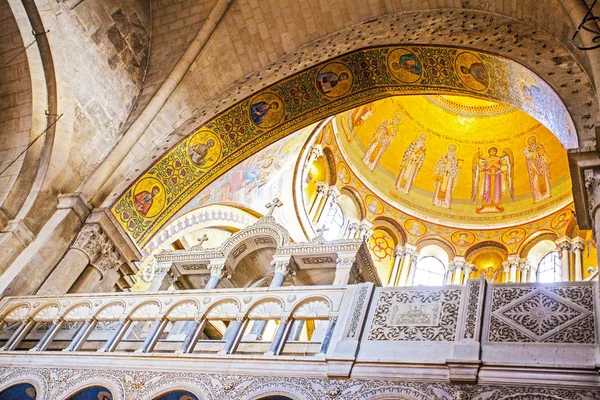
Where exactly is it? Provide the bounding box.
[333,95,573,229]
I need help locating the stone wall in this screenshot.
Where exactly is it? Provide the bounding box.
[0,0,32,208]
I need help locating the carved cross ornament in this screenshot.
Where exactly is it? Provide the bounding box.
[316,225,329,238]
[265,197,283,216]
[190,234,209,251]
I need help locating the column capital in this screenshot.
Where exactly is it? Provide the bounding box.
[208,262,229,280]
[585,169,600,223]
[272,258,293,276]
[507,254,521,268]
[571,237,586,252]
[502,261,510,273]
[393,245,405,257]
[315,181,329,195]
[518,259,531,271]
[450,257,466,269]
[336,255,356,269]
[556,236,573,252]
[93,246,125,277]
[308,144,324,159]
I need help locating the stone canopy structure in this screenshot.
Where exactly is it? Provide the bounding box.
[1,0,600,399]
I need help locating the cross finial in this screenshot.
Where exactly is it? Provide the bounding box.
[316,225,329,238]
[197,234,209,248]
[265,197,283,216]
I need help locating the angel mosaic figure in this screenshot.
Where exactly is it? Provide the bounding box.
[524,135,552,203]
[471,146,514,213]
[432,144,462,208]
[362,113,401,171]
[395,133,427,194]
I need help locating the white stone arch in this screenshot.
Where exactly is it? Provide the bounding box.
[128,300,162,321]
[141,382,209,400]
[62,301,93,321]
[0,373,47,400]
[1,303,32,322]
[243,385,310,400]
[94,301,126,321]
[54,376,124,400]
[245,297,286,320]
[30,302,61,321]
[203,298,241,320]
[165,299,200,321]
[290,296,333,319]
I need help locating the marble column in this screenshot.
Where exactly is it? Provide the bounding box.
[146,260,174,292]
[556,237,572,282]
[519,259,531,283]
[205,261,229,290]
[463,263,474,284]
[345,220,360,239]
[357,219,374,242]
[388,245,405,287]
[178,317,205,354]
[406,251,420,285]
[507,255,520,283]
[571,237,586,281]
[318,316,337,355]
[398,244,417,286]
[70,245,125,293]
[98,318,131,353]
[64,318,97,352]
[30,318,64,352]
[452,258,465,285]
[136,316,168,353]
[0,318,35,351]
[445,262,456,285]
[502,261,510,282]
[265,316,291,356]
[333,255,356,285]
[309,182,328,221]
[219,317,245,355]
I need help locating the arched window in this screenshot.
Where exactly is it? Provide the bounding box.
[412,256,446,286]
[323,202,344,240]
[537,251,561,283]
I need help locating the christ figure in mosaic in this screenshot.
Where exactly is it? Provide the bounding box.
[362,115,400,171]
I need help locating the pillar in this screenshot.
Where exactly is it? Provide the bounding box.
[318,316,337,355]
[98,318,131,353]
[205,261,229,289]
[407,250,420,285]
[333,255,356,285]
[64,318,97,352]
[30,318,64,352]
[388,246,405,287]
[248,257,293,339]
[265,316,291,356]
[69,245,124,293]
[178,317,205,354]
[398,244,417,286]
[146,260,175,292]
[519,259,531,283]
[572,237,585,281]
[309,182,328,221]
[345,220,360,239]
[136,316,168,353]
[357,220,374,242]
[584,171,600,272]
[556,237,572,282]
[289,320,304,341]
[451,258,465,285]
[507,255,520,283]
[219,317,245,355]
[462,263,474,284]
[305,145,323,180]
[502,261,510,282]
[445,262,456,285]
[0,318,35,351]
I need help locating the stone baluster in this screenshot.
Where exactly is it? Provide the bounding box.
[64,317,97,352]
[388,245,405,287]
[507,255,520,283]
[219,316,245,355]
[178,316,206,354]
[136,316,169,353]
[451,257,465,285]
[397,244,417,286]
[318,316,338,355]
[0,318,35,351]
[265,316,291,356]
[316,186,340,225]
[205,260,229,290]
[98,317,131,353]
[571,237,586,281]
[556,237,573,281]
[30,317,65,352]
[288,320,304,341]
[309,182,329,221]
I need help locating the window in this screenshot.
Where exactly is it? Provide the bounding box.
[537,251,561,283]
[412,256,446,286]
[324,202,344,240]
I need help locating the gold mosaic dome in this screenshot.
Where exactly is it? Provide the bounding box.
[331,95,573,229]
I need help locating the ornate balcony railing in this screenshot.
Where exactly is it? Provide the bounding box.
[0,280,598,394]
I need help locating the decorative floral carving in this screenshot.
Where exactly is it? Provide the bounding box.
[346,285,369,339]
[488,285,596,343]
[463,280,482,340]
[367,288,462,341]
[294,301,330,318]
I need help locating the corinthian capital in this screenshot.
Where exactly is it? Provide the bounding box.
[209,263,229,280]
[72,224,110,263]
[93,246,124,273]
[585,170,600,222]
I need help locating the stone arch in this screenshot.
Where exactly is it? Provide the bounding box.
[128,300,162,320]
[245,297,286,320]
[30,302,61,321]
[372,216,407,245]
[57,379,123,400]
[62,302,93,321]
[94,301,127,320]
[0,375,47,400]
[519,230,560,259]
[1,303,31,322]
[164,299,200,321]
[112,29,589,247]
[338,186,365,221]
[203,298,241,320]
[322,147,337,186]
[290,296,333,319]
[465,241,509,262]
[416,236,456,261]
[143,383,208,400]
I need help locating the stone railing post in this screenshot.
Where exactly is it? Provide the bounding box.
[318,316,338,355]
[136,315,168,353]
[448,278,486,383]
[219,316,245,355]
[178,316,205,354]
